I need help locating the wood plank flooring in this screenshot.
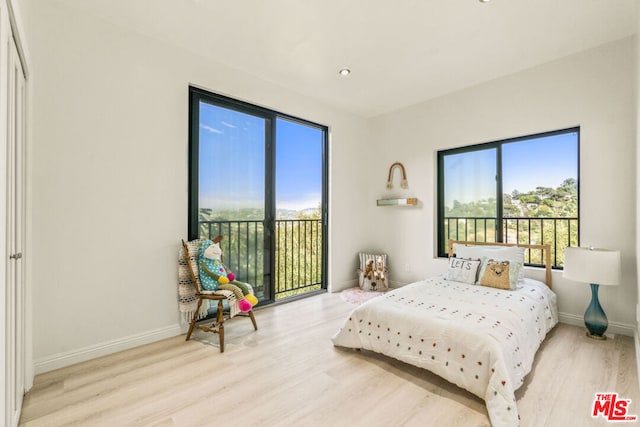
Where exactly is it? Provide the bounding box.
[20,292,639,427]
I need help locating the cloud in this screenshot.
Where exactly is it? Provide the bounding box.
[200,124,223,134]
[221,121,237,129]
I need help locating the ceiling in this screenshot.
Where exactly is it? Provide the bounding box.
[56,0,638,118]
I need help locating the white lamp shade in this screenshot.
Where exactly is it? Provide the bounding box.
[563,247,621,286]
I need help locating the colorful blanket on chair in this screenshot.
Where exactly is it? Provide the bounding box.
[178,239,239,324]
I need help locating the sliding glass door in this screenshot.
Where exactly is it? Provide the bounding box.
[189,87,327,303]
[274,118,325,298]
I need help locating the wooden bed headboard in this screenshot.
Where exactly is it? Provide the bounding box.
[447,239,552,288]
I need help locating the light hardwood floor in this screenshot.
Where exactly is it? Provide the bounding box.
[20,292,639,427]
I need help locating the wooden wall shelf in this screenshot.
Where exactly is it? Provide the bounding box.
[377,198,418,206]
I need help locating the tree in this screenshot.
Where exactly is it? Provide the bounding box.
[445,178,578,266]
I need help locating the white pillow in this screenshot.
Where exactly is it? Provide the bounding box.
[453,243,526,282]
[445,257,481,284]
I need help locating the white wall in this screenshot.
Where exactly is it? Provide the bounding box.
[368,37,638,333]
[27,2,371,371]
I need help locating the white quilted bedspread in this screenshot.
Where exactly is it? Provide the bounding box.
[332,276,558,427]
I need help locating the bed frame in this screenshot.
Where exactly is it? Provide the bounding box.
[447,239,552,288]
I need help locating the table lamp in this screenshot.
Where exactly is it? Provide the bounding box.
[563,247,620,340]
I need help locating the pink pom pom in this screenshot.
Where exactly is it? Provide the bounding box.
[227,272,235,282]
[239,299,252,312]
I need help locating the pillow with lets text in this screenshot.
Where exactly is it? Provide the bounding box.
[445,257,481,284]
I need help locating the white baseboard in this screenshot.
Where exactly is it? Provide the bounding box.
[34,323,183,374]
[558,312,635,337]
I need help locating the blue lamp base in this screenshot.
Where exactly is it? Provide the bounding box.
[584,283,608,340]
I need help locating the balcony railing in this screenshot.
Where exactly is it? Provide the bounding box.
[274,219,323,299]
[199,219,323,301]
[444,216,579,268]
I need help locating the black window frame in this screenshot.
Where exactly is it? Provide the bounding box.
[436,127,580,267]
[188,85,329,302]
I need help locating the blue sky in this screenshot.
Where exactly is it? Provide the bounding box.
[503,131,578,194]
[444,131,578,206]
[198,103,266,211]
[198,102,322,212]
[201,100,576,213]
[444,148,496,206]
[275,118,323,211]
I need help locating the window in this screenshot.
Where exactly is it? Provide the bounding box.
[437,128,579,268]
[189,87,328,303]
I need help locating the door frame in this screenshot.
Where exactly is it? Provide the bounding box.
[3,3,27,424]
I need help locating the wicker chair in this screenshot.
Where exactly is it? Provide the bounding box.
[180,239,257,352]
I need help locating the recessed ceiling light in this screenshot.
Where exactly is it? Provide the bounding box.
[479,0,491,2]
[339,68,351,76]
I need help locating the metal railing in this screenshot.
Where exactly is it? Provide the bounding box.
[275,219,323,299]
[199,219,323,300]
[444,216,579,268]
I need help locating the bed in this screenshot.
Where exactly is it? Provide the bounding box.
[332,240,558,427]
